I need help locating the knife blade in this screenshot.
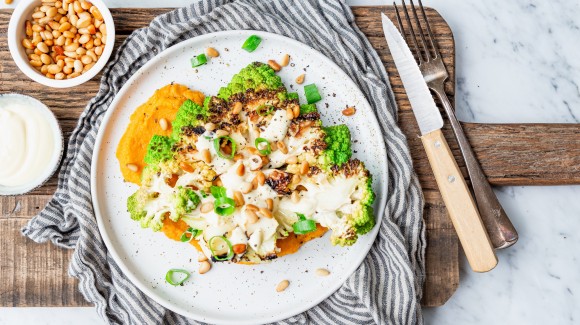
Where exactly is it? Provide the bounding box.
[381,13,497,273]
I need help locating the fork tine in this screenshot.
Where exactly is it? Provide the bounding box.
[399,0,423,63]
[418,0,441,58]
[394,3,422,64]
[409,0,431,61]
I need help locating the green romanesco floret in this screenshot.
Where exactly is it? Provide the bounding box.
[127,188,168,232]
[321,124,352,167]
[300,104,318,115]
[329,159,376,246]
[170,186,201,221]
[171,99,208,139]
[144,135,175,165]
[217,62,284,100]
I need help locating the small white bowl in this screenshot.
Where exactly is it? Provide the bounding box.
[7,0,115,88]
[0,94,63,196]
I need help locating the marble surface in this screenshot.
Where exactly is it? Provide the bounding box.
[1,0,579,324]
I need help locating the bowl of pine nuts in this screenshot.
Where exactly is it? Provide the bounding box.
[7,0,115,88]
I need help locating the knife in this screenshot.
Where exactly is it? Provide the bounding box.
[381,13,497,272]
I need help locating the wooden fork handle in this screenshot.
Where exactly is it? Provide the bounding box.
[421,129,498,272]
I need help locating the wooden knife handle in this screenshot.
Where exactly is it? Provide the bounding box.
[421,129,497,272]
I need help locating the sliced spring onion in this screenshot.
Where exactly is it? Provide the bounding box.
[180,227,202,242]
[210,185,227,199]
[208,236,234,261]
[304,83,322,104]
[214,196,235,216]
[292,213,317,235]
[241,35,262,52]
[191,54,208,68]
[213,136,237,159]
[255,137,271,155]
[165,269,191,286]
[256,104,274,116]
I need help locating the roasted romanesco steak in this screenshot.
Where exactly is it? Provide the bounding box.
[125,62,376,263]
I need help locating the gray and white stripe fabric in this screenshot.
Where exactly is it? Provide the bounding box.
[22,0,425,324]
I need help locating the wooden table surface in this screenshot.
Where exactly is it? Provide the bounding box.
[1,6,579,309]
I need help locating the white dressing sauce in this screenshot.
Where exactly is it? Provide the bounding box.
[0,98,57,187]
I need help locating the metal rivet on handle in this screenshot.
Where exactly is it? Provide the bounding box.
[434,140,441,148]
[448,175,456,183]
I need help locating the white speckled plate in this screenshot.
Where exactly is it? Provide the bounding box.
[91,30,387,325]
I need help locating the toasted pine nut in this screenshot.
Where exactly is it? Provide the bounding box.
[90,6,103,20]
[285,156,298,165]
[300,161,309,175]
[233,153,243,161]
[37,42,49,53]
[40,53,52,64]
[205,47,219,58]
[22,39,34,49]
[280,54,290,67]
[266,198,273,211]
[47,64,61,74]
[316,268,330,276]
[241,182,253,194]
[292,104,300,118]
[54,72,65,80]
[204,122,216,131]
[246,204,259,211]
[292,173,301,185]
[199,261,211,274]
[80,54,92,64]
[276,280,289,292]
[236,163,245,176]
[126,163,139,172]
[277,141,288,154]
[198,254,208,262]
[259,207,273,219]
[246,209,258,224]
[295,74,305,84]
[232,244,247,254]
[179,162,194,173]
[267,60,281,71]
[232,101,243,114]
[159,118,169,131]
[200,202,213,213]
[233,191,245,207]
[342,106,356,116]
[215,129,229,137]
[286,108,294,120]
[291,191,300,203]
[202,149,211,164]
[256,171,265,186]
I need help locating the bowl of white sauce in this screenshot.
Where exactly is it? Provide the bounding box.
[0,94,63,196]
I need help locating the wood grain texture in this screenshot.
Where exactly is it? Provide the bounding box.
[0,6,578,309]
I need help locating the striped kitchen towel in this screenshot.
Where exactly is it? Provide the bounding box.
[22,0,425,324]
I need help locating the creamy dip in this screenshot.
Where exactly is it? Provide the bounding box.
[0,95,60,189]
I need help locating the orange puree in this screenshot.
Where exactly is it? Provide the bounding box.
[116,84,204,185]
[161,218,328,259]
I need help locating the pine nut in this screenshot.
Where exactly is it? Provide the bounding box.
[78,34,90,44]
[204,122,216,131]
[46,7,58,18]
[277,141,288,154]
[280,54,290,67]
[73,1,83,14]
[246,204,259,211]
[232,101,243,114]
[315,268,330,276]
[300,161,309,175]
[200,202,213,213]
[76,13,91,28]
[285,156,298,165]
[199,261,211,274]
[29,60,42,67]
[205,47,219,58]
[236,163,245,176]
[202,149,211,164]
[22,39,34,49]
[54,72,65,80]
[342,106,356,116]
[80,54,92,64]
[198,254,208,262]
[37,42,49,53]
[58,22,71,32]
[179,161,194,173]
[276,280,289,292]
[47,64,61,74]
[73,59,83,72]
[40,53,52,64]
[292,104,300,118]
[94,45,103,56]
[215,129,229,137]
[80,1,91,10]
[241,182,253,194]
[291,191,300,203]
[32,11,46,19]
[266,198,273,211]
[256,171,265,186]
[67,71,80,78]
[233,191,245,207]
[232,244,247,254]
[32,24,44,33]
[45,72,55,79]
[259,207,273,219]
[292,174,301,185]
[295,74,305,84]
[159,118,169,131]
[267,60,281,71]
[286,108,294,120]
[246,209,258,224]
[82,62,95,73]
[126,163,139,172]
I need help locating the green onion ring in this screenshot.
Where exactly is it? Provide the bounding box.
[165,269,191,286]
[255,137,271,155]
[180,227,201,242]
[208,236,234,261]
[213,136,237,159]
[256,105,274,116]
[241,35,262,52]
[214,196,235,216]
[292,213,317,235]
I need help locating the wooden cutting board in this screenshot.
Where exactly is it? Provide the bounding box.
[0,6,578,309]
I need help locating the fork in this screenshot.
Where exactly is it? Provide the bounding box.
[394,0,518,249]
